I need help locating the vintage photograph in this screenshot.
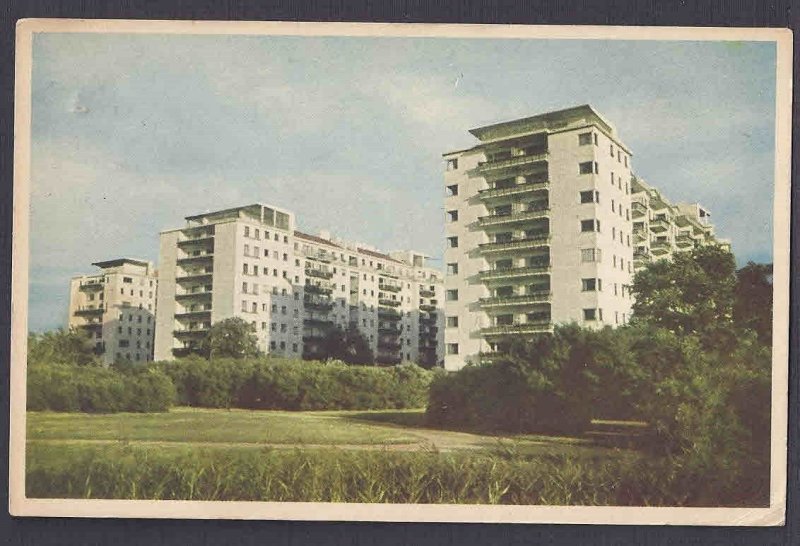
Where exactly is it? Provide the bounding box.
[9,21,791,524]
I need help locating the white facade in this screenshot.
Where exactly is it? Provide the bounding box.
[154,204,444,366]
[443,105,723,371]
[68,259,158,365]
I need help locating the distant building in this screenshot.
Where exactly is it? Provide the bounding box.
[154,204,444,365]
[442,105,726,371]
[67,258,158,365]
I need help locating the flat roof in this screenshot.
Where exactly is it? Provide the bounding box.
[468,104,615,140]
[91,258,150,269]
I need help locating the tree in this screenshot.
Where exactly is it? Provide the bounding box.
[734,262,773,345]
[28,328,99,367]
[319,325,374,365]
[199,317,260,359]
[631,244,736,337]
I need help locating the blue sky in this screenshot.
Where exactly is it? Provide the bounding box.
[28,32,777,332]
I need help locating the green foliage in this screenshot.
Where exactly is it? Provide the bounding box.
[631,244,736,337]
[199,317,260,359]
[427,324,643,433]
[734,262,773,344]
[28,328,99,367]
[27,363,175,413]
[157,357,434,411]
[317,325,375,365]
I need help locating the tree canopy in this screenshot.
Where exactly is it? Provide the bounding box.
[28,328,99,367]
[319,325,374,365]
[199,317,260,359]
[734,262,773,344]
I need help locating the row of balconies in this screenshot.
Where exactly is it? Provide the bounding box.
[477,180,549,201]
[478,234,551,254]
[479,290,552,308]
[305,268,334,280]
[477,207,550,228]
[477,262,550,282]
[476,149,549,172]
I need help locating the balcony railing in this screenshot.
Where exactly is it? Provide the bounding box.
[304,300,334,311]
[478,181,549,200]
[477,208,550,227]
[303,317,334,328]
[74,306,104,316]
[305,284,333,295]
[378,308,402,320]
[176,271,213,283]
[177,253,214,265]
[377,340,402,351]
[479,291,552,307]
[480,321,553,336]
[650,219,670,232]
[78,279,104,291]
[306,268,334,280]
[378,298,401,307]
[632,203,647,218]
[419,289,436,298]
[174,309,212,320]
[476,151,549,172]
[478,263,550,281]
[177,235,214,248]
[173,328,210,337]
[676,235,694,248]
[478,235,550,253]
[651,241,672,255]
[175,290,212,301]
[419,312,437,323]
[378,326,401,335]
[379,283,402,293]
[419,303,437,312]
[302,332,327,342]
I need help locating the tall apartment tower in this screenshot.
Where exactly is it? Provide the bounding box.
[67,258,158,365]
[154,203,444,365]
[442,105,636,371]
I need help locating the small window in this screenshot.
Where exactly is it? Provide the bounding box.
[581,219,599,232]
[581,248,602,263]
[446,343,459,355]
[447,262,459,275]
[593,133,598,145]
[610,144,614,157]
[581,278,597,292]
[446,289,459,301]
[578,132,592,146]
[580,190,595,204]
[446,316,459,327]
[447,210,459,222]
[244,226,250,237]
[447,236,459,248]
[446,184,459,197]
[446,158,459,171]
[583,308,597,321]
[579,161,594,175]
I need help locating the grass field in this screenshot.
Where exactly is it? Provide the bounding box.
[29,407,740,506]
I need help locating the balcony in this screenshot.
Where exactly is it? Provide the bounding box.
[305,284,333,295]
[632,202,647,218]
[306,268,334,280]
[478,264,550,282]
[177,235,214,248]
[174,309,212,320]
[651,241,672,255]
[478,180,549,201]
[304,299,334,311]
[378,308,402,320]
[676,235,694,248]
[480,321,553,337]
[649,218,670,232]
[304,317,334,328]
[479,235,550,254]
[172,347,199,358]
[378,298,401,307]
[419,288,436,298]
[476,150,548,173]
[175,290,212,301]
[378,339,401,352]
[302,332,328,342]
[419,303,437,312]
[477,208,550,228]
[173,328,210,338]
[176,271,213,284]
[376,354,402,366]
[378,326,401,335]
[78,279,104,291]
[80,321,103,330]
[74,306,104,316]
[177,252,214,265]
[479,291,552,308]
[379,283,402,293]
[419,326,438,336]
[419,312,437,323]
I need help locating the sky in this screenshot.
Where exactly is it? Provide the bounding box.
[27,32,777,332]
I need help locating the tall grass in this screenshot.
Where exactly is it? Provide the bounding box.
[25,442,768,507]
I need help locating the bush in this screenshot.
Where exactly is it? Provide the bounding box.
[27,362,175,413]
[156,357,435,411]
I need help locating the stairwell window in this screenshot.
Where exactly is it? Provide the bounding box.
[446,316,459,327]
[447,210,459,222]
[446,158,459,171]
[446,343,459,355]
[581,278,597,291]
[446,289,459,301]
[447,236,459,248]
[579,161,594,175]
[446,262,459,275]
[583,308,597,321]
[446,184,459,197]
[581,219,600,233]
[578,132,593,146]
[580,190,598,204]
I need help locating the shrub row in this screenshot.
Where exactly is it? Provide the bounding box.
[156,357,436,411]
[27,363,175,413]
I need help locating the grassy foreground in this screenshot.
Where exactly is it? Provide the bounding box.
[25,408,765,506]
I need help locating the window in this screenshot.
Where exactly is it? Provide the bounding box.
[252,302,257,313]
[242,281,248,293]
[446,158,458,170]
[119,339,130,348]
[446,316,459,328]
[578,132,592,145]
[446,184,459,197]
[123,277,132,284]
[446,343,459,355]
[244,226,250,237]
[612,227,616,239]
[241,300,248,312]
[447,210,459,222]
[447,262,459,275]
[581,278,597,291]
[610,144,614,157]
[447,236,459,248]
[593,133,598,145]
[583,308,597,321]
[244,244,250,256]
[446,289,459,301]
[581,219,600,232]
[579,161,594,175]
[581,248,602,263]
[242,263,249,275]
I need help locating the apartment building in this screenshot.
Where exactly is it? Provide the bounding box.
[154,204,444,366]
[442,105,724,371]
[631,177,730,269]
[67,258,158,365]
